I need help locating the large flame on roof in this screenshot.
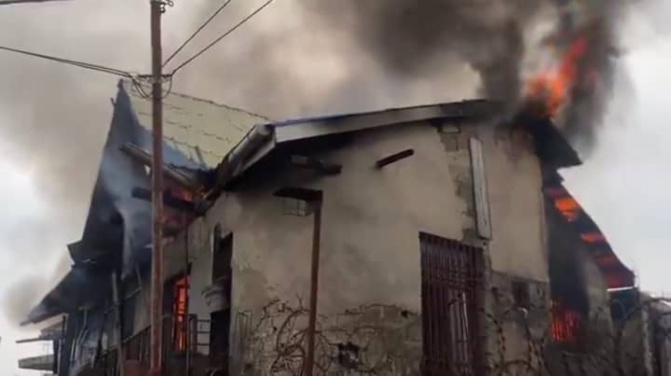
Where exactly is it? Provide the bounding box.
[525,31,591,118]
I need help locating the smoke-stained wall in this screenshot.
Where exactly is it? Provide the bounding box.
[157,114,554,374]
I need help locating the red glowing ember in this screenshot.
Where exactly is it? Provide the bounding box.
[551,300,583,343]
[554,197,580,222]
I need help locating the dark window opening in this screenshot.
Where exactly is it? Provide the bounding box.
[212,225,233,284]
[512,280,531,310]
[420,232,484,376]
[210,310,231,370]
[210,224,233,374]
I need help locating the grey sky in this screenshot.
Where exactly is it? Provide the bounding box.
[0,0,668,374]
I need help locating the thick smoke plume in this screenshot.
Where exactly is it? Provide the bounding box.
[0,0,643,328]
[300,0,630,152]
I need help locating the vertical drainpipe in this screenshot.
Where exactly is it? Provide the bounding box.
[184,212,191,376]
[273,187,324,376]
[305,197,323,376]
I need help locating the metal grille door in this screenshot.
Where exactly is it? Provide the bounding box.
[420,232,484,376]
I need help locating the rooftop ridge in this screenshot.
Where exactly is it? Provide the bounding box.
[270,99,494,127]
[119,78,270,121]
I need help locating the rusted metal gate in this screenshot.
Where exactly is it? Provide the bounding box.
[420,232,485,376]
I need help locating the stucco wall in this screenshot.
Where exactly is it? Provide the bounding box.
[483,130,547,282]
[178,121,474,375]
[160,119,551,375]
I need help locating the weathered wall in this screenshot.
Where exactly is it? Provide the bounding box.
[161,119,552,375]
[483,130,547,282]
[178,121,473,375]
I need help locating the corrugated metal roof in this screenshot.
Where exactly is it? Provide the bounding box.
[121,79,269,169]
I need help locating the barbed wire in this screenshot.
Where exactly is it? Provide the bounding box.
[226,289,671,376]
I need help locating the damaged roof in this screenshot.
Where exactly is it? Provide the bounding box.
[23,81,270,326]
[121,79,269,169]
[24,83,584,326]
[544,174,635,289]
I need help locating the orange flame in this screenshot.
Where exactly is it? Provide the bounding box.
[551,300,582,343]
[580,232,606,243]
[554,197,580,222]
[526,34,590,117]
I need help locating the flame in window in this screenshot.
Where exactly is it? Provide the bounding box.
[173,276,188,352]
[551,300,582,343]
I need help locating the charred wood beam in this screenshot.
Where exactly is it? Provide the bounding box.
[132,187,200,214]
[376,149,414,168]
[290,155,342,175]
[15,337,49,344]
[120,143,198,190]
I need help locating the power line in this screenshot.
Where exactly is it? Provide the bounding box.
[0,0,65,4]
[163,0,234,68]
[170,0,275,75]
[0,45,133,78]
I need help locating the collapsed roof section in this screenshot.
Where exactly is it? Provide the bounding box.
[23,80,267,326]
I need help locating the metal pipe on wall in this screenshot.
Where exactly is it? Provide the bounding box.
[184,212,191,376]
[273,187,323,376]
[305,199,322,376]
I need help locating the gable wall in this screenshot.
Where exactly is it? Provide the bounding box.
[160,117,551,374]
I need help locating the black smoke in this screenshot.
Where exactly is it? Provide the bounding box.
[300,0,630,152]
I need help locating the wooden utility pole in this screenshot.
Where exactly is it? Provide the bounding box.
[149,0,165,374]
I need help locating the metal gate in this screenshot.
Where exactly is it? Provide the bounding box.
[420,232,484,376]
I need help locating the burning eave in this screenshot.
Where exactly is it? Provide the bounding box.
[512,101,582,170]
[527,117,582,169]
[543,171,635,290]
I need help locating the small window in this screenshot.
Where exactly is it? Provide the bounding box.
[212,225,233,284]
[512,281,530,309]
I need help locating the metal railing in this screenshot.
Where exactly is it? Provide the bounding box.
[99,314,210,375]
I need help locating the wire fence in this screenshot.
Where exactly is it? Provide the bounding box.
[225,291,671,376]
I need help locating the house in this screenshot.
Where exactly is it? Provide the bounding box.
[20,78,639,376]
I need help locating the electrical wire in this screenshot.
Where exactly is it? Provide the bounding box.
[170,0,275,75]
[0,44,133,78]
[130,75,174,99]
[163,0,234,68]
[0,0,65,5]
[0,44,175,100]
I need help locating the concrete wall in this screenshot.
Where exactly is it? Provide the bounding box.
[161,119,551,375]
[483,130,547,282]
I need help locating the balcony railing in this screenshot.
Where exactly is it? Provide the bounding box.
[99,314,211,376]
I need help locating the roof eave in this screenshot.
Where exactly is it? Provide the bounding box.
[207,99,501,197]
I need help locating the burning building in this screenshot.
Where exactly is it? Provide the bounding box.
[17,68,645,376]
